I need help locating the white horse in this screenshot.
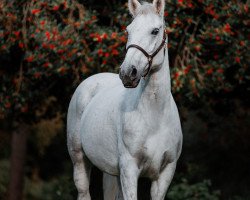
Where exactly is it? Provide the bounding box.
[67,0,182,199]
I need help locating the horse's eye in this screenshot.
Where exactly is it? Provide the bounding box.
[151,28,159,35]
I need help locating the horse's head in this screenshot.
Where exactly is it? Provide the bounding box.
[119,0,166,88]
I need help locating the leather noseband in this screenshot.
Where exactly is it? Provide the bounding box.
[126,31,167,77]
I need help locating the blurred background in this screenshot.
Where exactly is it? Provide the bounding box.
[0,0,249,199]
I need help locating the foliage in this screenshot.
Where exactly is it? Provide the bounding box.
[32,111,63,155]
[0,0,126,119]
[25,175,76,200]
[165,0,249,100]
[0,0,249,118]
[0,0,249,199]
[167,179,220,200]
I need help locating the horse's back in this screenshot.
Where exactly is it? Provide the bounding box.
[72,72,120,113]
[68,73,120,118]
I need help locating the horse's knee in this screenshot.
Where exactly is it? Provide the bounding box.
[78,191,91,200]
[75,178,91,199]
[69,148,84,164]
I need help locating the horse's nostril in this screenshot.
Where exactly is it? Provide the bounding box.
[131,66,137,78]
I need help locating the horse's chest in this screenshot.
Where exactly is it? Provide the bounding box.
[123,124,179,179]
[121,108,181,179]
[136,134,177,179]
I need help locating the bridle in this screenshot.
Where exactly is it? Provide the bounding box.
[126,30,167,77]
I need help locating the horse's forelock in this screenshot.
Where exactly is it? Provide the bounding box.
[137,2,157,15]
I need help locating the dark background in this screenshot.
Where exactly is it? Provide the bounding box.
[0,0,249,199]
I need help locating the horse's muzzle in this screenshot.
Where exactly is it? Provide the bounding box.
[119,70,140,88]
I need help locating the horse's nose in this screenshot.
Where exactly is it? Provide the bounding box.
[119,66,140,88]
[130,65,137,78]
[120,66,137,80]
[122,74,132,86]
[119,70,134,87]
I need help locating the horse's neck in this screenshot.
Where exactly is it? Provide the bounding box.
[138,49,171,110]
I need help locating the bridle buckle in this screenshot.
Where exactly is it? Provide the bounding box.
[148,56,152,63]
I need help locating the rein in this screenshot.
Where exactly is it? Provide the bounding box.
[126,31,167,77]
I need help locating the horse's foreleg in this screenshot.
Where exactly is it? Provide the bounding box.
[69,148,92,200]
[150,161,177,200]
[119,157,139,200]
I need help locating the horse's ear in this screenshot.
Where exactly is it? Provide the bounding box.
[152,0,165,16]
[128,0,141,17]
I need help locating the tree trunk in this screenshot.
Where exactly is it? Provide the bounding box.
[8,124,28,200]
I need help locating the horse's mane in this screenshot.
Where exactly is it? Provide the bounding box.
[137,2,157,15]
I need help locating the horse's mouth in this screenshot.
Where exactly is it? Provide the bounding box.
[124,84,137,88]
[123,79,140,88]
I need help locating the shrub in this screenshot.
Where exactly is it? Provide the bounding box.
[167,179,220,200]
